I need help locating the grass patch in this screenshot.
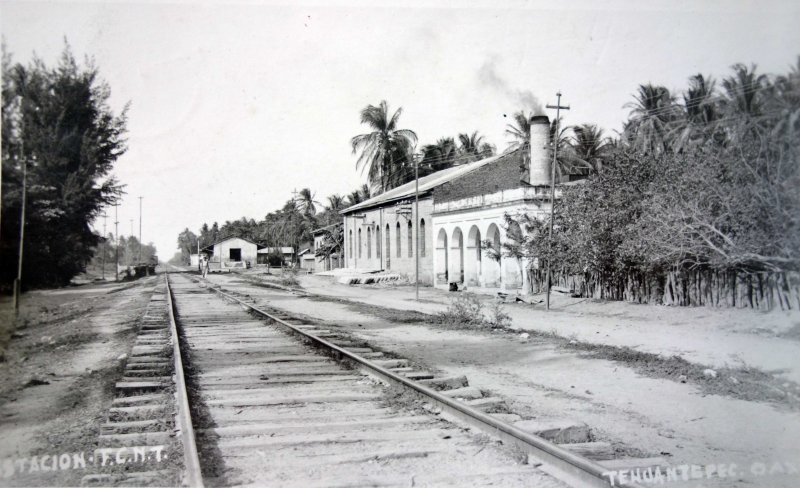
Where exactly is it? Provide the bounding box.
[432,293,513,330]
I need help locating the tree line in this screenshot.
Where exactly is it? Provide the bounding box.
[1,44,128,289]
[502,60,800,309]
[87,234,157,274]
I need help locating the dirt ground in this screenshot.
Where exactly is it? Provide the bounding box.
[0,277,157,486]
[274,272,800,385]
[208,270,800,488]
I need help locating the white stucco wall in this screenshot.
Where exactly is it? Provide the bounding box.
[342,197,434,285]
[432,193,553,294]
[211,237,258,267]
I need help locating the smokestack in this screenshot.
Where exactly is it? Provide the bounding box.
[528,115,551,186]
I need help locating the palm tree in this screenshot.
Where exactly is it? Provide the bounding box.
[457,131,495,162]
[346,190,363,207]
[504,111,535,178]
[720,64,768,118]
[549,118,592,179]
[623,84,679,154]
[420,137,458,175]
[769,57,800,138]
[295,187,319,216]
[669,74,720,152]
[326,194,345,213]
[344,184,371,208]
[569,124,611,173]
[351,100,418,194]
[321,194,346,226]
[358,184,371,201]
[504,110,533,153]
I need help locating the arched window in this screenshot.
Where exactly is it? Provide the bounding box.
[385,224,391,268]
[419,219,426,257]
[376,227,381,259]
[408,221,413,257]
[396,222,401,258]
[358,228,362,259]
[367,227,372,259]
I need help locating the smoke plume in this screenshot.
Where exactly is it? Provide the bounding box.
[478,59,544,115]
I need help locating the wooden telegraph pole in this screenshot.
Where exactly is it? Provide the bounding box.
[13,148,28,317]
[545,92,570,311]
[114,203,119,282]
[414,154,420,301]
[101,213,108,280]
[138,196,143,264]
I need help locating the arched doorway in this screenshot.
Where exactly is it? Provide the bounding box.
[484,223,502,288]
[466,225,482,286]
[435,228,448,285]
[451,227,464,284]
[506,220,523,289]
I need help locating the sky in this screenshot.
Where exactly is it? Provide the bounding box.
[2,0,799,258]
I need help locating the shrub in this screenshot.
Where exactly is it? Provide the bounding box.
[487,300,512,328]
[435,293,512,329]
[279,268,300,288]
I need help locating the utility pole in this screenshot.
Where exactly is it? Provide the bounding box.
[545,92,570,311]
[414,155,420,301]
[114,203,119,282]
[13,148,28,317]
[101,213,107,280]
[138,196,143,264]
[291,188,299,266]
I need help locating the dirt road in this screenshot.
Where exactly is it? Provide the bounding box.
[0,277,158,486]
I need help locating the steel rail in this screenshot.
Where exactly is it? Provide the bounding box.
[165,273,204,488]
[177,272,641,488]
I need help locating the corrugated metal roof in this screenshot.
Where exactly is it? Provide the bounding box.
[341,152,507,214]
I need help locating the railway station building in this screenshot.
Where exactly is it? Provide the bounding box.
[341,115,575,295]
[202,236,262,270]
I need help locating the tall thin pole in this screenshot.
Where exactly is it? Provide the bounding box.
[101,213,107,280]
[114,204,119,282]
[13,149,28,317]
[138,196,143,264]
[545,92,570,311]
[414,156,420,301]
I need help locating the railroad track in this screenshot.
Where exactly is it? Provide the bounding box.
[157,270,641,488]
[82,279,193,486]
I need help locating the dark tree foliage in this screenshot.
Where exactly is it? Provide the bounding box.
[503,59,800,297]
[177,228,198,263]
[1,44,127,289]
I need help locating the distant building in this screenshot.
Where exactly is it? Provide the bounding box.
[256,247,294,265]
[202,236,262,270]
[312,224,343,272]
[298,248,316,272]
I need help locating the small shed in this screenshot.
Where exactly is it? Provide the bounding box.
[202,236,261,270]
[298,248,316,272]
[257,247,295,265]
